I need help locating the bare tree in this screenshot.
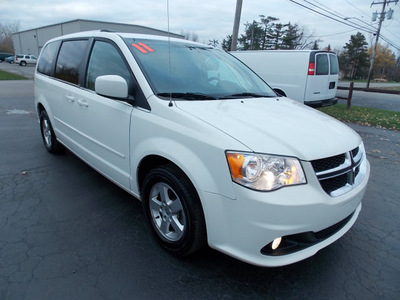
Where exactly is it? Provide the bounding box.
[295,26,320,50]
[0,21,20,53]
[180,30,199,42]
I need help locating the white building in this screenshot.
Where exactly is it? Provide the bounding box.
[12,19,183,56]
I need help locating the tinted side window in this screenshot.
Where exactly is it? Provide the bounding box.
[55,40,88,84]
[86,41,131,91]
[37,41,60,76]
[316,54,329,75]
[329,54,339,75]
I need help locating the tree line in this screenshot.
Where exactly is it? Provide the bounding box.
[220,16,320,51]
[0,22,19,53]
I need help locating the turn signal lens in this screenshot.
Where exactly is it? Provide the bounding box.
[226,153,245,180]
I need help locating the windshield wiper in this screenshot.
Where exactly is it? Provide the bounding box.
[219,92,271,99]
[157,92,217,100]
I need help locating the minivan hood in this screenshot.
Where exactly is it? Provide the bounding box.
[175,97,361,161]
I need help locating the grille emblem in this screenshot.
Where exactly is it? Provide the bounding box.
[311,146,363,197]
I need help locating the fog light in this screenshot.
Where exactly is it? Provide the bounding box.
[272,237,282,250]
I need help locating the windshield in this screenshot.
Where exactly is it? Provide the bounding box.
[124,38,276,100]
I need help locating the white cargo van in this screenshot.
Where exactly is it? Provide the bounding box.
[231,50,339,106]
[34,31,369,267]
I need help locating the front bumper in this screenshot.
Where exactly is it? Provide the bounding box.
[201,159,370,267]
[305,97,338,107]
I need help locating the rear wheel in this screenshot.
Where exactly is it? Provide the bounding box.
[142,164,207,256]
[20,61,27,66]
[39,110,65,153]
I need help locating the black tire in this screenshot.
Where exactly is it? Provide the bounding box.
[273,88,286,97]
[39,110,65,153]
[20,61,27,66]
[142,164,207,256]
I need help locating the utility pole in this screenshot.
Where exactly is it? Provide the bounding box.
[231,0,242,51]
[366,0,398,88]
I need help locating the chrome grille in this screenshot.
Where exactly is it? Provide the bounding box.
[311,145,366,197]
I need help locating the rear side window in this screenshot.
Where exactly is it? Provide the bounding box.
[55,40,88,84]
[37,41,60,76]
[316,54,329,75]
[329,54,339,75]
[86,40,131,90]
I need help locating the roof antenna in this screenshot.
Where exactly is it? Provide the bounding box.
[167,0,173,107]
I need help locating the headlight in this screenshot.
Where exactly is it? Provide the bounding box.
[226,151,306,191]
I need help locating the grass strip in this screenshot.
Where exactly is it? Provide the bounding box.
[0,70,28,80]
[318,103,399,131]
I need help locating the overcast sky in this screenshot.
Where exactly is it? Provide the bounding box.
[1,0,400,53]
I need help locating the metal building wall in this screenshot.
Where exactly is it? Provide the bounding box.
[12,19,183,56]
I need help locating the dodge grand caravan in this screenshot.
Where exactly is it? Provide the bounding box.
[34,31,370,267]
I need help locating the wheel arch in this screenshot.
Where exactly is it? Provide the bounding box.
[137,154,174,196]
[273,88,287,97]
[37,102,46,116]
[133,139,236,202]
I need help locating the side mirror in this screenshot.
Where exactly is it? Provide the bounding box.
[95,75,128,99]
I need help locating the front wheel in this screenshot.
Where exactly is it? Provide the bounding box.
[142,164,207,256]
[39,110,65,153]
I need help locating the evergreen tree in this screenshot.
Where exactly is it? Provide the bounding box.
[238,21,265,50]
[341,32,369,79]
[222,35,232,51]
[269,23,288,50]
[282,23,301,49]
[208,39,219,47]
[259,16,279,49]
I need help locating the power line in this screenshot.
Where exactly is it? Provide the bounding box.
[305,0,379,32]
[315,29,358,38]
[288,0,376,35]
[380,34,400,50]
[289,0,400,51]
[304,0,347,20]
[343,0,371,16]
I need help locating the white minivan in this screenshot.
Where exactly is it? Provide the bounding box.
[34,31,369,267]
[232,50,339,106]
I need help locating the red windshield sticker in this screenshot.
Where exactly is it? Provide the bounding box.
[132,43,148,53]
[138,42,154,52]
[132,43,154,54]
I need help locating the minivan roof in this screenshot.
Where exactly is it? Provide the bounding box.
[45,30,195,46]
[234,49,336,54]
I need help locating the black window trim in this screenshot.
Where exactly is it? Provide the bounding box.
[83,37,150,110]
[36,40,62,77]
[37,35,150,111]
[55,38,91,86]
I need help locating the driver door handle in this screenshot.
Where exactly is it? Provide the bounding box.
[77,99,89,108]
[66,95,75,103]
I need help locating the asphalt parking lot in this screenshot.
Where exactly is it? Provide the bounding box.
[1,69,400,298]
